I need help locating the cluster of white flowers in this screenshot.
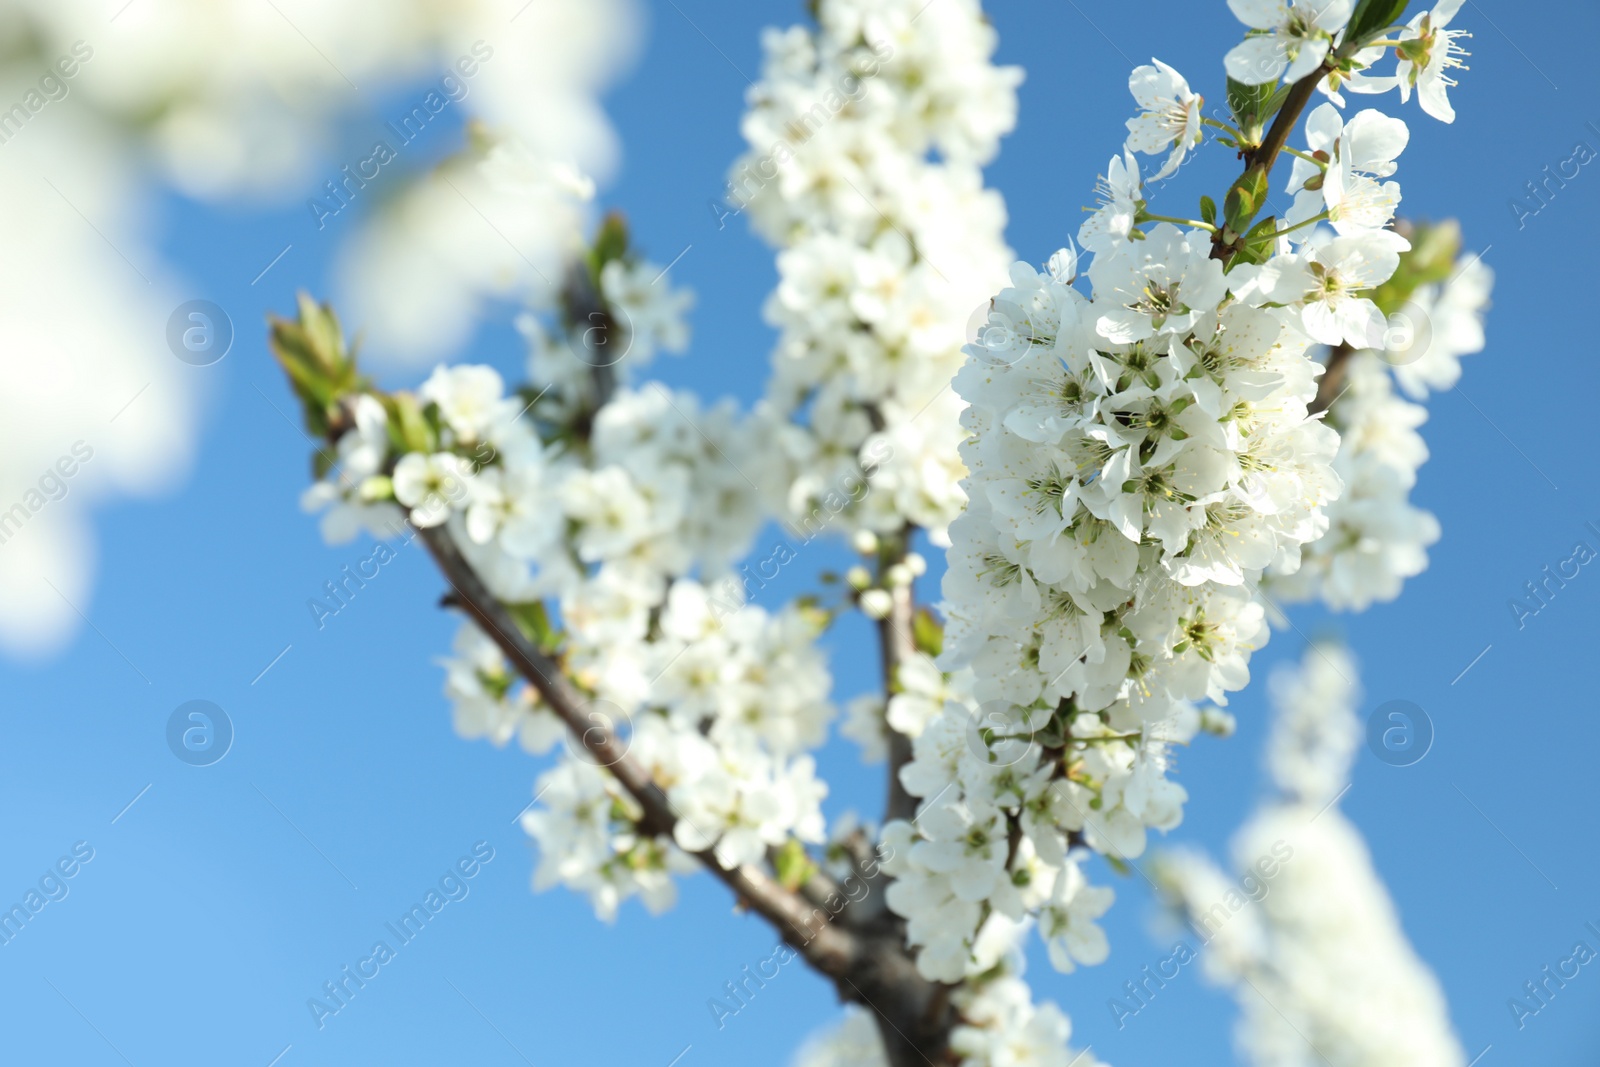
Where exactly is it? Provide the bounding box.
[301,286,842,916]
[517,699,827,919]
[909,0,1474,996]
[855,646,1192,987]
[842,650,969,762]
[268,2,1489,1062]
[792,920,1104,1067]
[440,621,564,754]
[913,211,1335,984]
[1262,643,1360,807]
[1227,0,1469,123]
[877,646,1203,982]
[1271,238,1491,611]
[442,583,834,921]
[1158,644,1465,1067]
[519,253,696,425]
[733,0,1022,544]
[1273,352,1437,611]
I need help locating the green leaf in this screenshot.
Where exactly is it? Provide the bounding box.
[1226,77,1296,149]
[1226,77,1273,127]
[587,210,631,279]
[1223,166,1270,233]
[389,393,436,455]
[299,293,344,371]
[505,601,562,653]
[1368,219,1464,313]
[1226,77,1282,144]
[1262,82,1294,121]
[1035,714,1067,750]
[1199,195,1217,228]
[774,839,817,892]
[1230,215,1281,267]
[1345,0,1409,45]
[267,292,368,442]
[912,607,945,658]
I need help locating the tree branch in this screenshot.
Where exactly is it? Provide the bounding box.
[877,525,920,825]
[418,525,860,974]
[1310,343,1355,416]
[1246,67,1328,178]
[560,258,618,408]
[1211,64,1332,263]
[421,523,962,1064]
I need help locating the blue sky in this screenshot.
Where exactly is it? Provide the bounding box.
[3,1,1598,1064]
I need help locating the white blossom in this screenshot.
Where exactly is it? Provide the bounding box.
[393,451,476,528]
[1225,0,1355,85]
[1079,150,1144,254]
[734,0,1022,544]
[1124,60,1204,180]
[1286,105,1410,237]
[1270,239,1491,611]
[1258,230,1410,348]
[268,5,1488,1064]
[421,364,516,445]
[1397,0,1471,123]
[600,258,695,364]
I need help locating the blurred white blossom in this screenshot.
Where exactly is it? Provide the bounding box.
[0,0,639,654]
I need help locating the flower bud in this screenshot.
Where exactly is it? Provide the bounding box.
[858,589,894,620]
[359,475,394,502]
[1200,708,1237,737]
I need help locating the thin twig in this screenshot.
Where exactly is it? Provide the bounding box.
[1211,57,1336,262]
[1310,343,1355,416]
[879,527,921,825]
[418,526,859,975]
[560,259,618,407]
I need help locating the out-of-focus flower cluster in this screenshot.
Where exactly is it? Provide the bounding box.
[271,2,1487,1065]
[1156,644,1466,1067]
[0,0,638,653]
[298,314,841,918]
[1269,221,1491,611]
[731,0,1022,545]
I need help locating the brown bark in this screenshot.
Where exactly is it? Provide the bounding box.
[1310,344,1355,416]
[1211,58,1336,264]
[420,526,959,1064]
[878,526,921,826]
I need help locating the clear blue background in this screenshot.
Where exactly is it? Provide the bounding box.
[3,1,1597,1064]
